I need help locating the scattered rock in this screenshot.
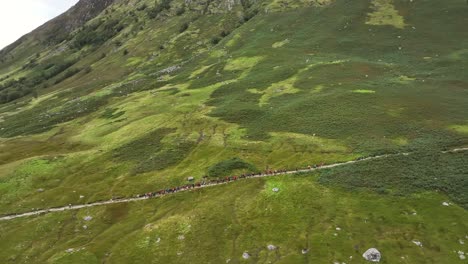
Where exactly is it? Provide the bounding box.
[336,227,342,231]
[226,259,231,263]
[187,177,194,181]
[37,188,44,192]
[82,225,88,230]
[267,244,277,251]
[442,202,450,206]
[156,237,161,243]
[178,235,185,240]
[177,252,183,256]
[301,248,309,254]
[242,252,250,259]
[458,251,465,260]
[83,216,93,221]
[79,195,85,199]
[362,248,381,262]
[66,248,74,253]
[412,240,423,247]
[272,188,279,192]
[459,239,465,245]
[158,65,180,75]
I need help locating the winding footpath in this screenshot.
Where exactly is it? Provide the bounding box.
[1,148,466,222]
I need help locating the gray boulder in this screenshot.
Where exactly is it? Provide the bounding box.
[362,248,381,262]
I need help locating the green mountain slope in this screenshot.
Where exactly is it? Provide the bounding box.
[0,0,467,263]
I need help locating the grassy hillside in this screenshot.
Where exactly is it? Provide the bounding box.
[0,0,467,263]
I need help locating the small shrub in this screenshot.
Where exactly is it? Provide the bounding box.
[220,30,230,37]
[175,6,185,16]
[211,36,221,45]
[137,4,147,11]
[179,22,189,33]
[54,68,81,84]
[147,0,172,19]
[100,108,125,119]
[84,66,92,74]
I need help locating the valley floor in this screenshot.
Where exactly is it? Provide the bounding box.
[0,148,467,264]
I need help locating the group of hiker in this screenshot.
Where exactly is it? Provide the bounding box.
[136,162,327,199]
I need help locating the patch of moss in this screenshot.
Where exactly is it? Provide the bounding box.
[366,0,406,29]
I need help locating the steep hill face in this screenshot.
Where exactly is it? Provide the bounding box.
[34,0,117,43]
[0,0,116,68]
[0,0,467,263]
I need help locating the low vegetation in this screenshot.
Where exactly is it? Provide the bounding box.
[207,157,257,177]
[319,151,468,209]
[0,0,467,262]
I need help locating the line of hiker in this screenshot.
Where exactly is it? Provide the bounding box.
[135,162,327,199]
[3,148,466,221]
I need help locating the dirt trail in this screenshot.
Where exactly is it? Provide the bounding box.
[0,148,465,221]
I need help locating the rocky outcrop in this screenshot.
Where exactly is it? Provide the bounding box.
[37,0,116,43]
[0,0,115,55]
